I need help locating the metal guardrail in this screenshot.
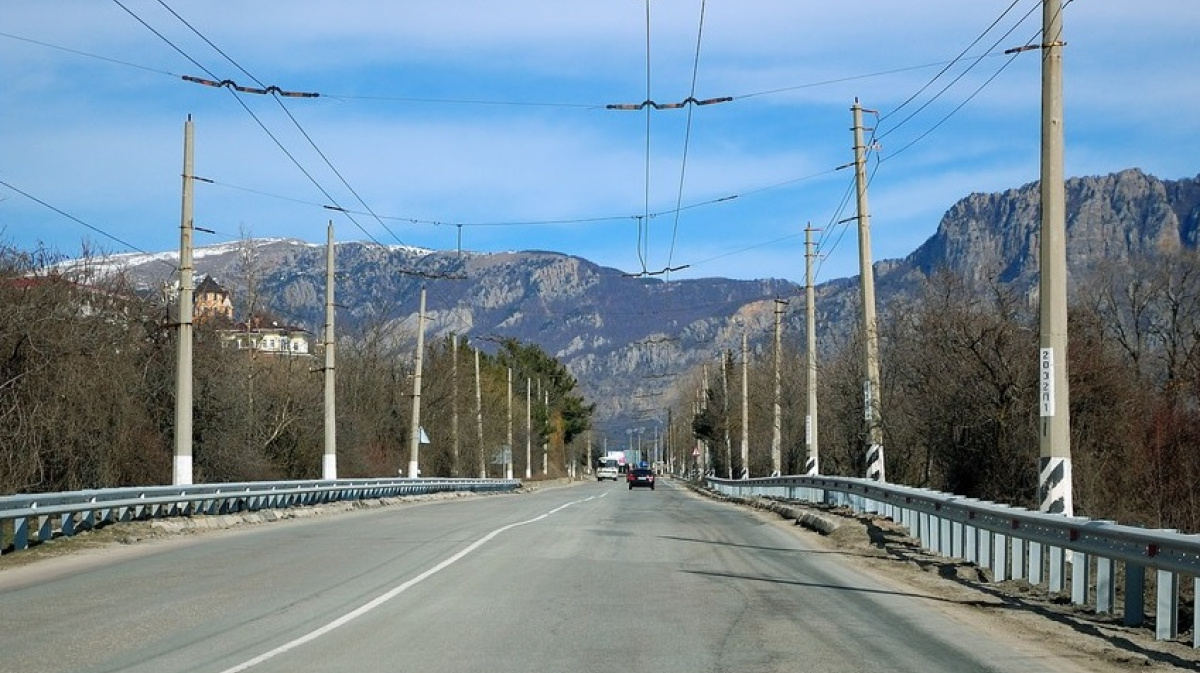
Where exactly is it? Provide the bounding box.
[707,474,1200,648]
[0,478,520,556]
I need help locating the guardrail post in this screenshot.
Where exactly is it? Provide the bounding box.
[1011,537,1025,580]
[1194,577,1199,648]
[1029,541,1043,585]
[1049,546,1066,593]
[1124,563,1146,627]
[1071,553,1090,606]
[979,529,993,573]
[951,521,965,559]
[37,515,52,544]
[1095,557,1115,613]
[993,533,1008,582]
[1156,569,1179,640]
[13,516,29,552]
[938,516,951,557]
[964,524,978,564]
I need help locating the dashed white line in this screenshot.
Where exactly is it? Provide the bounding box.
[217,495,595,673]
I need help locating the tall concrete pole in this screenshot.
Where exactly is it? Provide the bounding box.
[322,222,337,480]
[721,351,731,479]
[173,115,195,486]
[525,377,532,479]
[1039,0,1073,516]
[701,362,710,476]
[452,334,460,475]
[852,99,885,483]
[542,389,549,475]
[740,326,749,479]
[407,286,427,478]
[474,348,486,478]
[772,299,786,476]
[805,225,820,476]
[507,367,514,480]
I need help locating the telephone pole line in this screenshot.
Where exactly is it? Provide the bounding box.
[852,99,885,482]
[805,224,820,476]
[174,115,195,486]
[1039,0,1073,517]
[525,377,532,479]
[322,222,337,480]
[407,286,427,478]
[452,334,460,475]
[722,351,731,479]
[740,325,749,479]
[507,367,514,480]
[475,349,486,478]
[772,299,787,476]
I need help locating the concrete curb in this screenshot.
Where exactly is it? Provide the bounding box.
[686,483,841,535]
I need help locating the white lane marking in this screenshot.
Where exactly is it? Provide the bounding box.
[217,495,595,673]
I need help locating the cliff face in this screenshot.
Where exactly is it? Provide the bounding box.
[108,168,1200,433]
[903,169,1200,290]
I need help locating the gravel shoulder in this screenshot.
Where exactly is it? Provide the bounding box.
[700,488,1200,672]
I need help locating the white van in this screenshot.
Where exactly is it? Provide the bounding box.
[596,459,620,481]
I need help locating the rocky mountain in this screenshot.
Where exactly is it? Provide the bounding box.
[106,168,1200,435]
[900,168,1200,289]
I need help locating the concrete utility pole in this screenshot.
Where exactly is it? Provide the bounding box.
[665,408,672,473]
[852,99,886,483]
[507,367,514,480]
[542,389,549,475]
[772,299,787,476]
[805,225,820,476]
[407,286,427,478]
[525,377,532,479]
[700,363,710,476]
[174,115,195,486]
[322,222,337,480]
[475,348,486,478]
[452,334,460,475]
[740,325,749,479]
[721,351,731,479]
[1039,0,1073,517]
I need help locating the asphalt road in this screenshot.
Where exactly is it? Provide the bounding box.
[0,479,1101,673]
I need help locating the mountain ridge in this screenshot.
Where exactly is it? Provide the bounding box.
[104,167,1200,434]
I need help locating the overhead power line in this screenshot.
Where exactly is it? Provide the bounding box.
[0,177,178,272]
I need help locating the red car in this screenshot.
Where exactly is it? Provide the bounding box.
[627,468,656,490]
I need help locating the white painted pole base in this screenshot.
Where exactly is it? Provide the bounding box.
[174,455,193,486]
[323,454,337,480]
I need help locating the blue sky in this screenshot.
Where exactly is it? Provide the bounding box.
[3,1,1198,284]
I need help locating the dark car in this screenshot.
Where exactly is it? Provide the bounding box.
[627,468,656,490]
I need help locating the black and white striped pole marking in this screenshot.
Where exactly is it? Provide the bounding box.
[1038,456,1072,515]
[863,380,885,482]
[866,444,884,482]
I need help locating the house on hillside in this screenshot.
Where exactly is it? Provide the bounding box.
[194,275,233,324]
[165,275,311,355]
[220,315,312,356]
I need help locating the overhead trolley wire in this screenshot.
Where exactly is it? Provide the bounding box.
[664,0,709,280]
[638,0,653,275]
[148,0,408,250]
[878,0,1027,131]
